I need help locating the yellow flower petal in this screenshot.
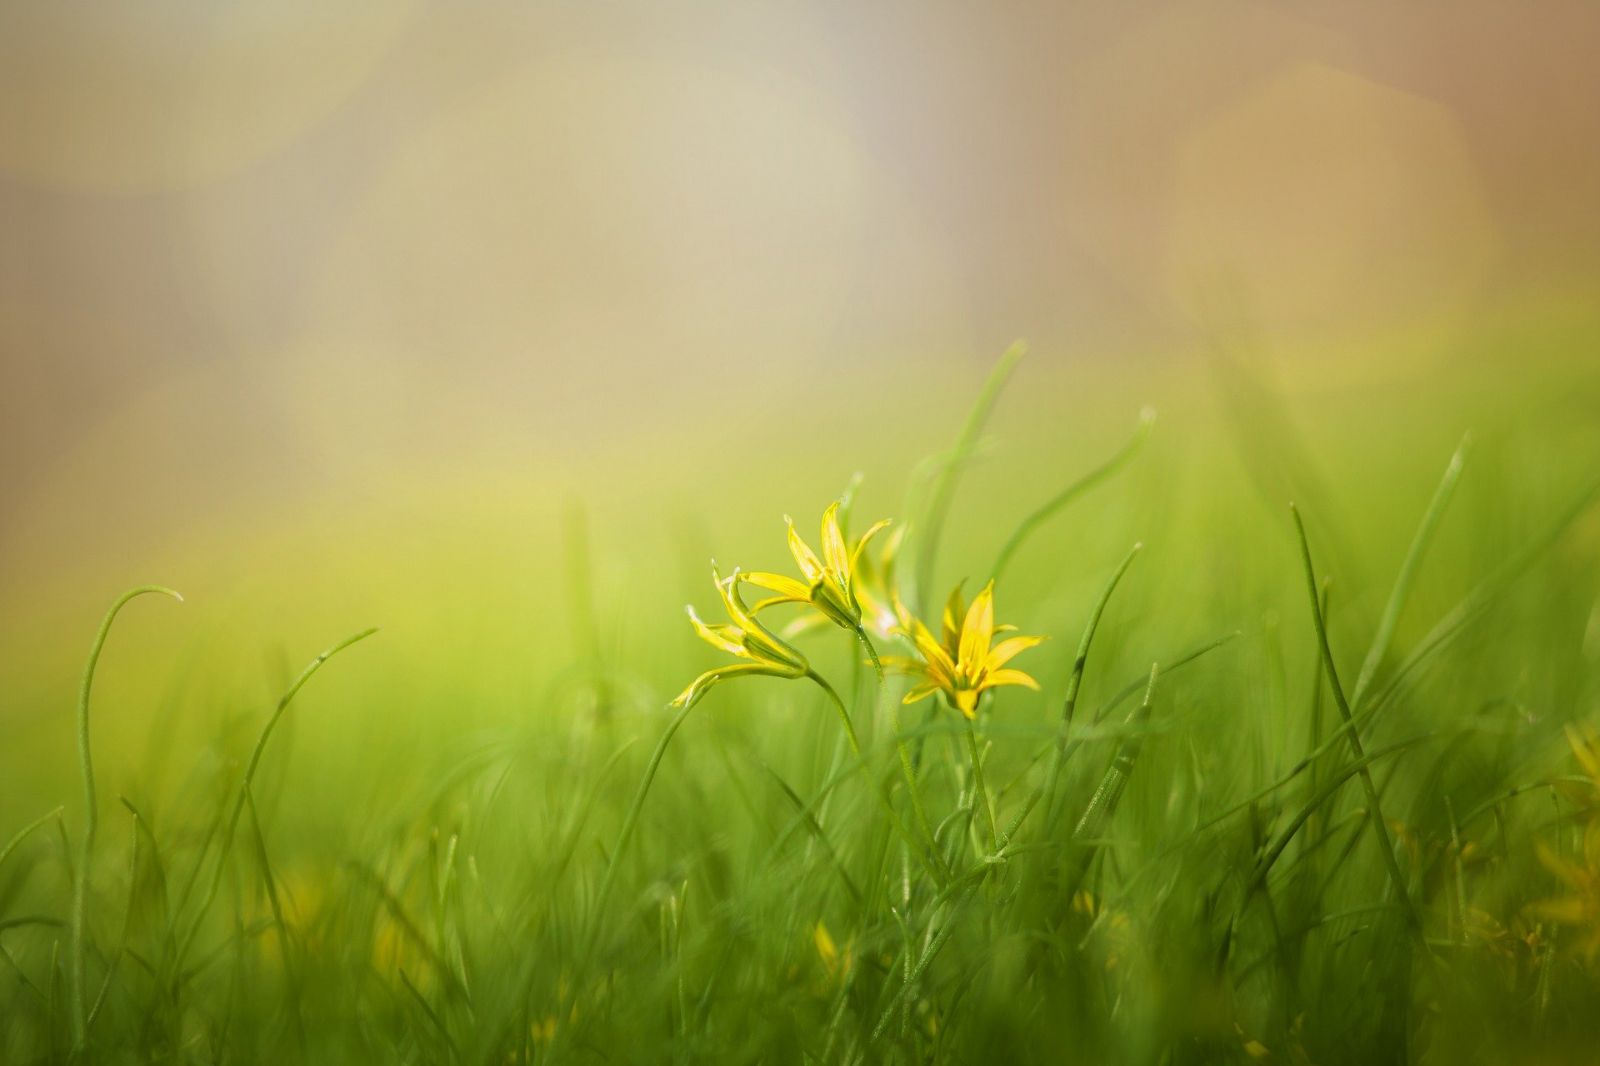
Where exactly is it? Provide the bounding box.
[958,581,996,674]
[848,519,892,574]
[903,680,942,705]
[814,921,838,970]
[987,634,1045,670]
[1536,841,1590,890]
[686,606,747,658]
[1567,723,1600,784]
[880,656,928,676]
[909,621,958,687]
[716,567,807,672]
[982,668,1040,692]
[740,571,812,602]
[821,502,851,587]
[941,582,967,656]
[786,516,826,584]
[1528,895,1593,925]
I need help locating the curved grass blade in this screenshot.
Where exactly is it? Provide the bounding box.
[176,627,379,968]
[1246,733,1433,895]
[1290,504,1423,937]
[1350,437,1468,709]
[1057,664,1160,905]
[1359,474,1600,730]
[85,803,143,1035]
[992,407,1155,583]
[0,806,64,877]
[912,340,1027,602]
[757,761,863,906]
[71,584,182,1053]
[1044,543,1142,822]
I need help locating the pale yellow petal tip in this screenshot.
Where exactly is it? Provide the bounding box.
[813,921,837,965]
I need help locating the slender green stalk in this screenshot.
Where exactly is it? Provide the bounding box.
[862,625,937,851]
[71,584,182,1054]
[1045,543,1142,822]
[808,671,946,882]
[1247,734,1433,893]
[913,340,1027,602]
[963,717,998,852]
[0,806,64,876]
[585,698,696,954]
[86,806,142,1034]
[1350,438,1467,709]
[992,408,1154,582]
[1305,580,1332,871]
[1290,504,1423,937]
[892,700,938,859]
[855,626,885,682]
[177,627,378,966]
[1357,474,1600,734]
[808,669,863,757]
[1071,664,1159,846]
[868,797,1040,1046]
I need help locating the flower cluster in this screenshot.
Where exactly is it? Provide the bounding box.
[673,500,1043,720]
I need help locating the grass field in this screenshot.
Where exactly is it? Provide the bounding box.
[4,331,1600,1065]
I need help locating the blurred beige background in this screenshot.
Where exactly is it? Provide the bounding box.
[3,0,1599,622]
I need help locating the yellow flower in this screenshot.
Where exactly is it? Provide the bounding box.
[739,501,890,634]
[813,920,852,984]
[887,580,1044,718]
[1530,837,1600,961]
[1557,722,1600,812]
[672,565,810,709]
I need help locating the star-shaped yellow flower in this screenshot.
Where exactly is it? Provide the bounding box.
[888,580,1043,718]
[738,501,890,634]
[672,565,810,709]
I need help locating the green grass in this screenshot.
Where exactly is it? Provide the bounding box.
[4,346,1600,1064]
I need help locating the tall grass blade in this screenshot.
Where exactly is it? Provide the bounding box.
[1290,504,1423,937]
[992,408,1154,582]
[70,584,182,1054]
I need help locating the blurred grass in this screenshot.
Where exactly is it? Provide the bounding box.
[2,310,1600,1062]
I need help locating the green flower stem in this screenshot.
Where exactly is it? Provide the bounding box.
[854,627,885,683]
[855,626,938,854]
[587,698,696,951]
[807,671,946,884]
[964,716,999,852]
